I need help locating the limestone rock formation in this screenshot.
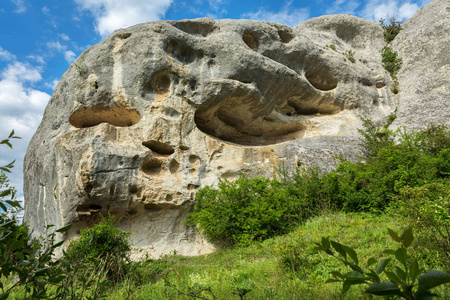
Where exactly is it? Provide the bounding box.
[391,0,450,129]
[25,4,437,258]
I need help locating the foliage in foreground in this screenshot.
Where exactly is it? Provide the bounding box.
[316,227,450,299]
[65,214,131,282]
[1,132,73,299]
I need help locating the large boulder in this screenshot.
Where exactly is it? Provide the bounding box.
[391,0,450,129]
[25,10,413,258]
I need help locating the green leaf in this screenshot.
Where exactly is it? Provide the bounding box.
[415,290,438,300]
[388,228,401,243]
[0,291,9,300]
[344,270,365,281]
[367,270,381,283]
[35,267,49,276]
[5,200,21,208]
[383,249,396,255]
[53,241,64,248]
[410,259,420,283]
[342,245,358,265]
[401,227,414,248]
[417,270,450,292]
[0,202,7,212]
[331,241,347,260]
[395,248,407,265]
[321,237,330,250]
[56,224,72,233]
[366,281,402,296]
[376,258,391,274]
[385,271,402,284]
[396,267,407,282]
[367,257,378,268]
[331,271,344,279]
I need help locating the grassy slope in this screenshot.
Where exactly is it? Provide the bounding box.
[108,212,449,299]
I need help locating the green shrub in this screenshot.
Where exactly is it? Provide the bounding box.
[381,46,402,78]
[186,175,312,247]
[316,227,450,298]
[379,17,403,43]
[391,181,450,265]
[325,121,450,212]
[65,214,131,281]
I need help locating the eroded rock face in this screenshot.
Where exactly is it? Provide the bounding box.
[24,15,398,258]
[391,0,450,129]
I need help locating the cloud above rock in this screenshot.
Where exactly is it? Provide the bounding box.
[74,0,174,36]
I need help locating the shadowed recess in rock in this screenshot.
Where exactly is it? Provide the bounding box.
[142,140,175,155]
[69,106,141,128]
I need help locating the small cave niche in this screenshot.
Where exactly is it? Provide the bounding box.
[169,159,180,174]
[142,72,171,99]
[278,29,295,43]
[142,140,175,155]
[69,106,141,128]
[376,82,386,89]
[179,145,190,151]
[141,159,162,176]
[242,31,258,50]
[89,204,102,213]
[304,67,338,91]
[115,32,132,40]
[173,20,218,37]
[144,202,177,210]
[165,39,202,64]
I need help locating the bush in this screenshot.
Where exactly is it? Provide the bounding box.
[381,46,402,78]
[379,17,403,43]
[391,181,450,266]
[325,121,450,212]
[65,214,131,281]
[186,175,311,247]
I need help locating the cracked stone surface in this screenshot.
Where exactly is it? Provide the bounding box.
[24,5,444,258]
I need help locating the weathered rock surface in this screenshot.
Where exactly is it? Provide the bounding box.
[391,0,450,129]
[24,0,449,258]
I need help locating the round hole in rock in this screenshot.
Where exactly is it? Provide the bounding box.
[69,106,141,128]
[242,31,258,50]
[278,29,294,43]
[142,140,175,155]
[179,145,190,151]
[169,159,180,174]
[376,82,386,88]
[141,159,162,175]
[154,74,170,94]
[305,67,338,91]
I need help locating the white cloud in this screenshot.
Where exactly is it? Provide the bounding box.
[242,1,309,27]
[74,0,174,37]
[45,79,59,90]
[27,55,45,65]
[47,41,77,63]
[64,51,76,63]
[0,46,16,61]
[60,33,70,41]
[11,0,26,13]
[361,0,420,21]
[398,2,420,19]
[42,6,50,14]
[326,0,360,15]
[0,60,50,199]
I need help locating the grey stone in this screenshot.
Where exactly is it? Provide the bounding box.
[24,1,448,258]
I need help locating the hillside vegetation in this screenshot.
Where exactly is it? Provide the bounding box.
[2,116,450,299]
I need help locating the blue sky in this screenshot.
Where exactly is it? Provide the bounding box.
[0,0,431,201]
